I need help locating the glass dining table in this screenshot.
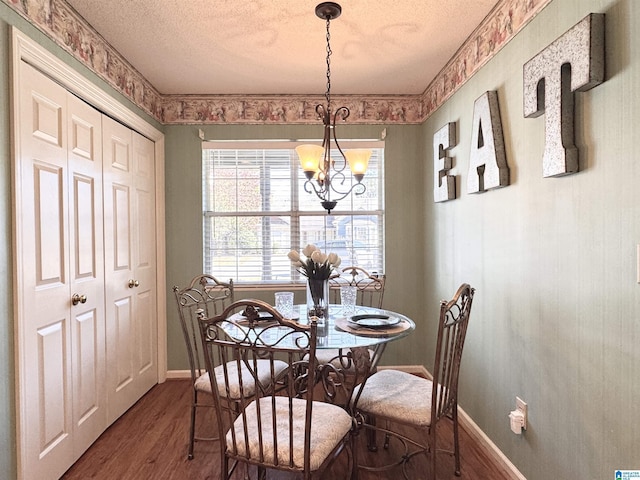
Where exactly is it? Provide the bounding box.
[227,304,415,347]
[224,303,416,407]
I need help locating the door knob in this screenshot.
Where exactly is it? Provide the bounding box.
[128,279,140,288]
[71,293,87,305]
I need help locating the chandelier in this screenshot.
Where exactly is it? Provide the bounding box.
[295,2,372,214]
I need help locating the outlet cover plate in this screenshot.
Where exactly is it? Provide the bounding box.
[516,396,527,429]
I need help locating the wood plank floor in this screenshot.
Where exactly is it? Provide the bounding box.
[62,379,514,480]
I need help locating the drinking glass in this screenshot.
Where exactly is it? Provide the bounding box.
[340,285,357,316]
[274,291,294,319]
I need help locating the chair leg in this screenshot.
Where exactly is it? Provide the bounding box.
[365,414,378,452]
[430,430,437,480]
[383,422,391,450]
[351,429,359,480]
[188,391,197,460]
[453,406,461,476]
[223,454,230,480]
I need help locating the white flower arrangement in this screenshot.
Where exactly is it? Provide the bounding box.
[288,244,341,280]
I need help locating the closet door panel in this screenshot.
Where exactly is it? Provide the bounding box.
[114,297,134,390]
[113,184,131,269]
[74,309,100,420]
[37,320,68,450]
[31,91,64,147]
[135,288,153,374]
[35,164,66,284]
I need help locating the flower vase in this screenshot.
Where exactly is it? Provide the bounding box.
[306,278,329,327]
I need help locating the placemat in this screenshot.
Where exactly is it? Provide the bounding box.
[335,316,411,337]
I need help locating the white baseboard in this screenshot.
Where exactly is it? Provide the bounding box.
[166,370,191,379]
[457,406,527,480]
[379,365,526,480]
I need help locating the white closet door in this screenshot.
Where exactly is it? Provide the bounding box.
[17,59,73,480]
[16,62,106,480]
[14,49,160,480]
[103,116,157,423]
[131,131,158,397]
[67,93,107,456]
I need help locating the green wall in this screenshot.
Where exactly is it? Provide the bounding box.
[422,0,639,478]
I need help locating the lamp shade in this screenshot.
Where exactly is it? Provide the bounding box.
[295,144,324,177]
[344,149,372,177]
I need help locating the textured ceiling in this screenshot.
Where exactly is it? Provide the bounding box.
[65,0,499,96]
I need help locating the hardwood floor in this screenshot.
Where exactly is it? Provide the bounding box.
[62,379,514,480]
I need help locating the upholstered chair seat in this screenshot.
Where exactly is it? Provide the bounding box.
[354,369,434,427]
[227,396,353,471]
[194,359,289,399]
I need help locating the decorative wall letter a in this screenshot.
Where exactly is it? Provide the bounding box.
[523,13,604,177]
[433,122,457,202]
[468,91,509,193]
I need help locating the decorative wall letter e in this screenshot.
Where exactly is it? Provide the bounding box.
[468,91,509,193]
[523,13,604,177]
[433,122,457,202]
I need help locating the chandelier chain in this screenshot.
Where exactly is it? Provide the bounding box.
[325,16,332,107]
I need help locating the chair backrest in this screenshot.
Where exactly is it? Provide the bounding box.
[198,299,320,473]
[330,266,386,308]
[172,274,234,383]
[431,283,475,424]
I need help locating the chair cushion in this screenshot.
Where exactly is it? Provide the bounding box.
[194,359,288,400]
[227,396,352,471]
[355,369,433,427]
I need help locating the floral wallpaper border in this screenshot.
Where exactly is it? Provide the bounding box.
[3,0,552,125]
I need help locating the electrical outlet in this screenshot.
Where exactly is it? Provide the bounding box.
[516,396,527,430]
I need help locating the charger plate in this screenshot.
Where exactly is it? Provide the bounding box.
[335,316,411,337]
[348,314,400,328]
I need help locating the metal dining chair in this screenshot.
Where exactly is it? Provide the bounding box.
[321,266,387,370]
[352,283,475,479]
[329,266,386,309]
[198,299,355,480]
[173,274,235,459]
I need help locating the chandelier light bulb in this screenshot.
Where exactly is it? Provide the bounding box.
[295,144,324,179]
[344,149,372,180]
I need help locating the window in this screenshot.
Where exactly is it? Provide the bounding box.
[202,140,385,284]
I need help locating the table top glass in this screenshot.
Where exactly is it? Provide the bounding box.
[226,304,415,350]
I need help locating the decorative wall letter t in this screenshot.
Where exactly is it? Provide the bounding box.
[523,13,604,177]
[433,122,457,202]
[468,91,509,193]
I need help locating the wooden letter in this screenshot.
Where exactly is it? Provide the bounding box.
[523,13,604,177]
